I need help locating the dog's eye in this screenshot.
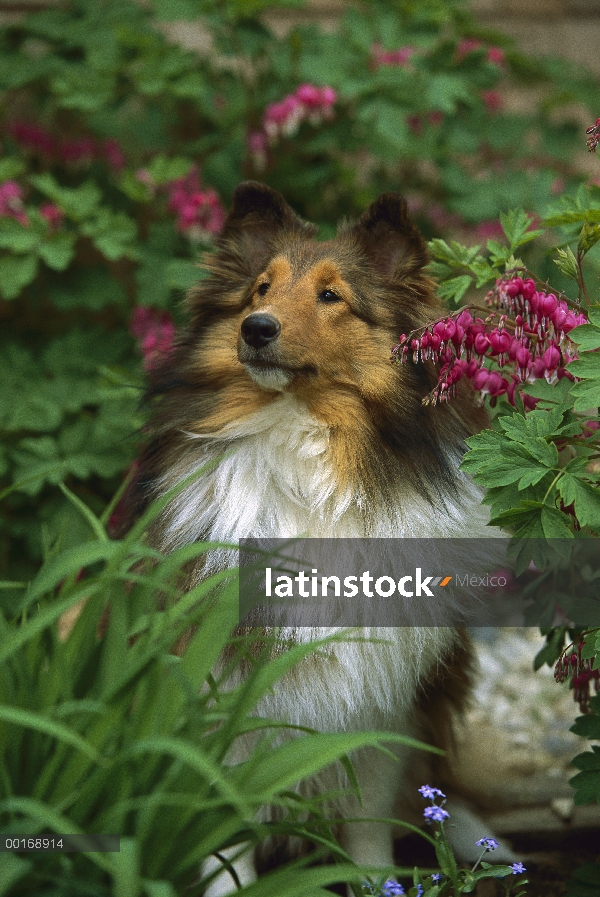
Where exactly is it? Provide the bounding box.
[319,289,341,304]
[257,282,270,297]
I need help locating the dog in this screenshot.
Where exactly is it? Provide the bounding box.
[130,182,510,893]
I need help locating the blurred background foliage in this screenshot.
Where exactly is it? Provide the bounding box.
[0,0,598,589]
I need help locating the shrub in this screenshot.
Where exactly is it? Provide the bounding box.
[1,0,598,583]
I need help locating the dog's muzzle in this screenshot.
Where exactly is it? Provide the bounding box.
[241,313,281,349]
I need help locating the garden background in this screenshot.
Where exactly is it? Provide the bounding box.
[1,1,600,896]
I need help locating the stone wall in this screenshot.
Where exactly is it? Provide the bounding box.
[471,0,600,76]
[1,0,599,78]
[262,0,600,77]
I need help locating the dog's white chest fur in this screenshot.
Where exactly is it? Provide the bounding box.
[161,394,489,547]
[156,394,492,732]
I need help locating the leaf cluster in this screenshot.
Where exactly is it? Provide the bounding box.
[1,487,427,896]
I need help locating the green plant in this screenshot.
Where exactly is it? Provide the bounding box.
[395,127,600,820]
[1,482,440,896]
[360,789,527,896]
[1,0,598,583]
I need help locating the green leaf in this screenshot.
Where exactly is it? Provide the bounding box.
[29,174,101,220]
[433,832,457,880]
[570,713,600,740]
[489,501,543,535]
[579,222,600,254]
[463,430,557,489]
[566,863,600,897]
[486,239,511,265]
[545,187,600,228]
[571,750,600,771]
[426,73,472,114]
[554,246,579,281]
[81,209,138,261]
[146,155,193,186]
[558,476,600,531]
[540,505,576,539]
[0,157,26,181]
[521,376,573,404]
[38,230,76,271]
[0,217,40,253]
[568,353,600,379]
[49,267,127,311]
[0,853,32,893]
[436,274,472,304]
[570,768,600,805]
[0,253,38,299]
[587,306,600,328]
[570,380,600,413]
[166,258,200,292]
[489,501,574,541]
[499,209,544,251]
[534,628,566,670]
[570,321,600,352]
[0,705,105,763]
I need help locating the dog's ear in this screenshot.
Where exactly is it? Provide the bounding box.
[215,181,316,269]
[344,194,428,282]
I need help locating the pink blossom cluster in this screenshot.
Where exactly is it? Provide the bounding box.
[0,181,66,230]
[555,641,600,714]
[8,121,125,170]
[586,117,600,153]
[129,306,176,372]
[456,39,505,67]
[262,84,337,141]
[0,180,28,225]
[370,43,415,69]
[392,275,587,407]
[166,166,225,240]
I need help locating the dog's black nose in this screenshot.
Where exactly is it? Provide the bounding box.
[241,313,281,349]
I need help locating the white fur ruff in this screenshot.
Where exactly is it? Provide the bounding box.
[156,394,493,732]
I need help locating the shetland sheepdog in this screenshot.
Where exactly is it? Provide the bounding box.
[131,182,508,894]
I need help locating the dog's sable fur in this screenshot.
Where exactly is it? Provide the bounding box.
[130,182,498,893]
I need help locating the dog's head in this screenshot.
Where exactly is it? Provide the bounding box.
[138,183,486,517]
[184,181,439,410]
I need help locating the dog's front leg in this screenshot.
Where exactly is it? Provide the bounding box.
[340,745,405,894]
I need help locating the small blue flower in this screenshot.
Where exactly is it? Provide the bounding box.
[511,863,526,874]
[418,784,446,801]
[431,873,444,882]
[415,886,424,897]
[476,837,499,851]
[382,880,405,896]
[424,805,450,822]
